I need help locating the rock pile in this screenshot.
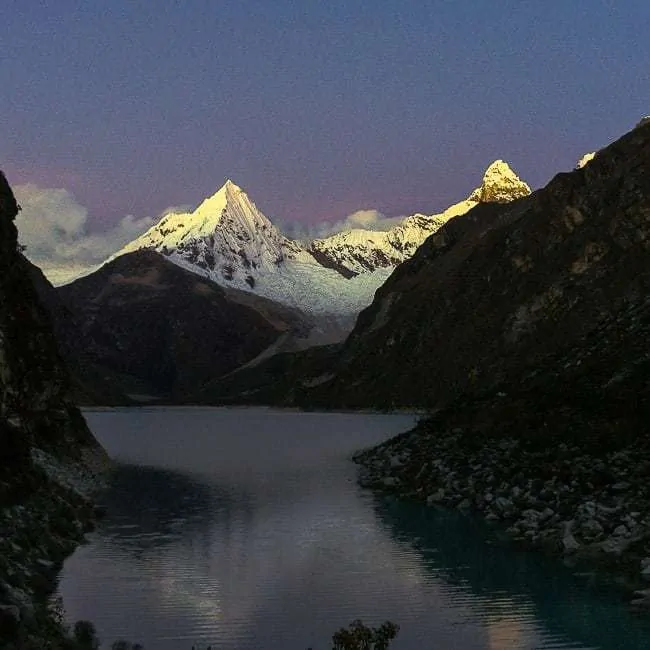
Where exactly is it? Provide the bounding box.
[354,416,650,608]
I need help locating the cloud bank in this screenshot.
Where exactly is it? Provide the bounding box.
[14,184,181,285]
[14,184,408,285]
[280,209,406,243]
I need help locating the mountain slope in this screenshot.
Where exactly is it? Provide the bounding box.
[113,180,391,325]
[56,250,311,401]
[117,179,310,288]
[26,258,136,405]
[301,120,650,409]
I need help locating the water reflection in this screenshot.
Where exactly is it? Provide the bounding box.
[373,496,650,649]
[66,460,448,649]
[58,409,650,650]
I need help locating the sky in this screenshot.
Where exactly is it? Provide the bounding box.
[2,0,650,280]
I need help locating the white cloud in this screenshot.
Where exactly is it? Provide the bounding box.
[280,209,406,243]
[14,184,170,285]
[14,183,408,284]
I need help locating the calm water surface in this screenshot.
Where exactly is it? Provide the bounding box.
[58,407,650,649]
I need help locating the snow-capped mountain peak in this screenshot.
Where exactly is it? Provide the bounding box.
[111,162,531,328]
[192,179,247,222]
[115,179,309,289]
[468,159,531,203]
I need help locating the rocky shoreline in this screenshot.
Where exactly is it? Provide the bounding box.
[0,171,113,649]
[353,414,650,610]
[0,447,110,649]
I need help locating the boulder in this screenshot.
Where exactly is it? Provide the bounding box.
[426,488,445,505]
[580,518,604,539]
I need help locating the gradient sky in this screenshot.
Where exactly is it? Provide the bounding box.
[2,0,649,230]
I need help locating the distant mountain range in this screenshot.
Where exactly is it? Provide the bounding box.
[7,119,650,626]
[111,161,530,322]
[39,159,530,403]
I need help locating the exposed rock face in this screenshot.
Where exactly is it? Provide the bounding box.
[0,171,108,647]
[304,121,650,410]
[0,171,103,467]
[55,249,312,401]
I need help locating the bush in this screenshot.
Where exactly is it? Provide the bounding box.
[72,620,100,650]
[331,620,399,650]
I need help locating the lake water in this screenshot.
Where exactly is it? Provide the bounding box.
[58,407,650,649]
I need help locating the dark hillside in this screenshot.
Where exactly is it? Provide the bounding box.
[54,250,310,401]
[307,121,650,410]
[0,171,109,648]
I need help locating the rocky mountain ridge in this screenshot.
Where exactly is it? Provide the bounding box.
[111,162,530,322]
[310,160,530,277]
[194,120,650,603]
[198,120,650,415]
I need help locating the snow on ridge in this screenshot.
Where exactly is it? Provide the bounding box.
[111,179,387,320]
[309,158,529,278]
[109,162,530,322]
[310,198,478,276]
[576,152,596,169]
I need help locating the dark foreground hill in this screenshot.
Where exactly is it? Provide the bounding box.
[0,171,108,648]
[50,250,312,403]
[306,119,650,409]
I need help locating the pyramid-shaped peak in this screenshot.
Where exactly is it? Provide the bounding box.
[484,159,516,175]
[223,178,242,191]
[211,178,244,198]
[193,178,250,216]
[469,159,531,204]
